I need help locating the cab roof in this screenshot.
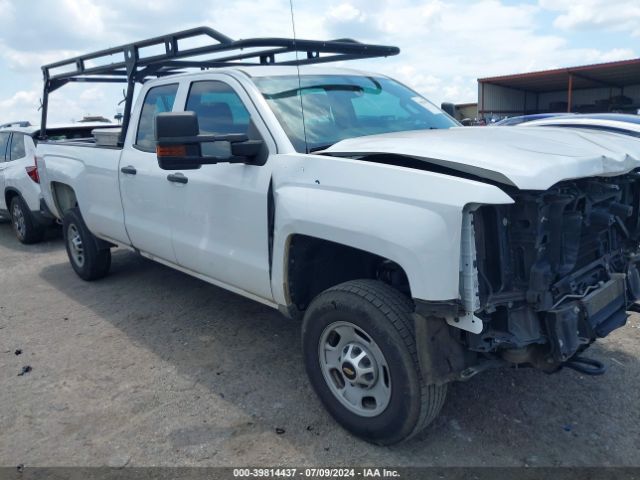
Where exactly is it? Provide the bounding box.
[234,65,384,78]
[146,65,385,84]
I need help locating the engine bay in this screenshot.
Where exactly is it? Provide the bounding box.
[470,170,640,369]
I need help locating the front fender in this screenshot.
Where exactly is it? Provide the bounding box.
[270,154,513,305]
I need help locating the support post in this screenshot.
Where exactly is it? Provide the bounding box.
[567,74,573,113]
[118,46,139,147]
[40,83,49,141]
[39,67,50,141]
[119,80,136,147]
[480,82,485,121]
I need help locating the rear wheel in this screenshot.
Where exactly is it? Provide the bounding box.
[62,207,111,281]
[302,279,447,445]
[10,196,45,244]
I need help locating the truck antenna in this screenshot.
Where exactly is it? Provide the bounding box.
[289,0,309,153]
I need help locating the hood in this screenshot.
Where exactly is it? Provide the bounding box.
[323,126,640,190]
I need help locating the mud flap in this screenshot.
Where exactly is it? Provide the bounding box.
[412,313,466,385]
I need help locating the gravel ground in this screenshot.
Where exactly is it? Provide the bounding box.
[0,220,639,468]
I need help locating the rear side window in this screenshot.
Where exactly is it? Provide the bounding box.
[0,133,9,161]
[9,133,26,161]
[135,83,179,152]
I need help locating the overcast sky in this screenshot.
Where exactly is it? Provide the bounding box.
[0,0,638,124]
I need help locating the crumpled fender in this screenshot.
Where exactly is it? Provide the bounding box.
[269,153,513,305]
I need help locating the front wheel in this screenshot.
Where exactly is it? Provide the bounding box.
[302,280,447,445]
[62,207,111,281]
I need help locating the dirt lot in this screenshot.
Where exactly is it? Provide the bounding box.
[0,220,639,468]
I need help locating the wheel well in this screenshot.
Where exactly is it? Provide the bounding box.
[286,234,411,312]
[4,188,20,210]
[51,182,78,215]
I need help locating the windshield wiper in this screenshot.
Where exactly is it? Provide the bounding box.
[265,84,363,100]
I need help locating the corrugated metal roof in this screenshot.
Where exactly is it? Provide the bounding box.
[478,58,640,92]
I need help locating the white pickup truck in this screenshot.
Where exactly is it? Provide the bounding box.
[37,28,640,444]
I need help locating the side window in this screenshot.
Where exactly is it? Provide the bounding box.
[9,133,26,161]
[135,83,179,152]
[0,133,9,161]
[186,81,250,135]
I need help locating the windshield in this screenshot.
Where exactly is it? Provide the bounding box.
[254,75,458,152]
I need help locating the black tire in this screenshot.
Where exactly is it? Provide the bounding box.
[10,196,45,244]
[302,279,447,445]
[62,207,111,281]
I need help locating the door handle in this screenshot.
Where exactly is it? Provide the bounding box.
[120,166,137,175]
[167,173,188,184]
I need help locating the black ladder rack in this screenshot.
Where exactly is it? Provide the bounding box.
[40,26,400,144]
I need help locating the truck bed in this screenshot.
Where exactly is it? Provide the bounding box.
[37,141,129,245]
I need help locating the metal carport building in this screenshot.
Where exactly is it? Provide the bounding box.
[478,58,640,120]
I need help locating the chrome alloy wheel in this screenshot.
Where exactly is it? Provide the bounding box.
[318,321,391,417]
[67,224,85,267]
[12,202,26,239]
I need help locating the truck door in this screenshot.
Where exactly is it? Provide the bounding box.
[168,78,275,301]
[0,132,9,211]
[119,83,180,263]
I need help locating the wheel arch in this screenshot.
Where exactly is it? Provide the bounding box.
[4,187,22,210]
[50,182,79,216]
[283,234,412,315]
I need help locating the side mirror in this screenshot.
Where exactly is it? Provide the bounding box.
[440,102,456,118]
[155,111,266,170]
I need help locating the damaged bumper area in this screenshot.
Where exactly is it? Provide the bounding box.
[469,170,640,370]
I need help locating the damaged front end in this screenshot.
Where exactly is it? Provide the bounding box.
[466,170,640,372]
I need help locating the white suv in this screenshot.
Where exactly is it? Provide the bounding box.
[0,122,117,243]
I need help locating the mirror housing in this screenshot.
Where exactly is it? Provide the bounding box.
[157,111,199,139]
[155,111,266,170]
[440,102,457,118]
